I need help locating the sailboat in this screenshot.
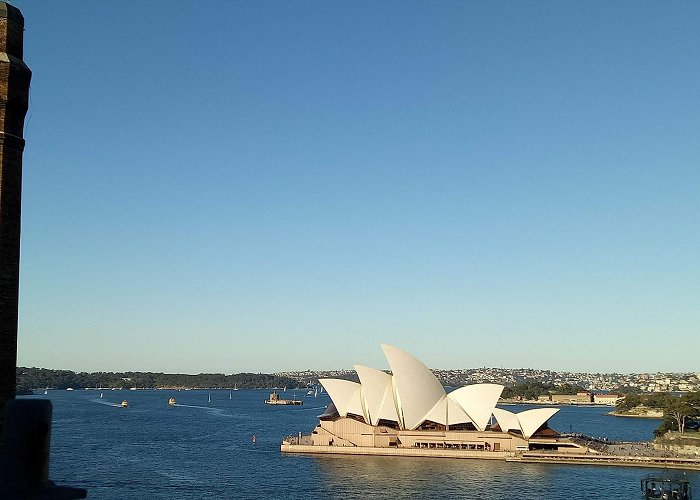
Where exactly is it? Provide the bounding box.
[229,390,232,400]
[100,392,103,398]
[44,388,48,395]
[233,384,238,391]
[208,393,211,403]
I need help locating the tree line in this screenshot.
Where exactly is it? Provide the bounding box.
[500,382,586,400]
[16,367,300,391]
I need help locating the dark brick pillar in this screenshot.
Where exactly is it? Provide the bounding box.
[0,1,32,452]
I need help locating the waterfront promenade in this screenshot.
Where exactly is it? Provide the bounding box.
[281,439,700,471]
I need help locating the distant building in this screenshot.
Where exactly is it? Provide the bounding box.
[550,392,593,404]
[593,394,623,406]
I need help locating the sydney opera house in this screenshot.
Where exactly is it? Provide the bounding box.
[282,345,587,457]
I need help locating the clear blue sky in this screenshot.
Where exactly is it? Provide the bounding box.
[13,0,699,374]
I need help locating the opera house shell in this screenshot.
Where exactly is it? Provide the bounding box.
[292,345,585,455]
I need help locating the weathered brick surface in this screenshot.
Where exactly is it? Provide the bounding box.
[0,1,31,449]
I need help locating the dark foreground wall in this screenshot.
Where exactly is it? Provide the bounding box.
[0,0,32,450]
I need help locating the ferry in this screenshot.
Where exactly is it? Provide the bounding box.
[264,391,303,406]
[641,473,692,499]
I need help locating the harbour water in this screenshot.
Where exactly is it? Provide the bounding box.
[22,390,699,499]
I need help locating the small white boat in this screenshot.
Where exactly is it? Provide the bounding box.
[120,400,128,408]
[168,398,177,406]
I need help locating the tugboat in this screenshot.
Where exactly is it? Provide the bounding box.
[120,400,129,408]
[264,391,303,406]
[641,473,692,499]
[168,398,177,406]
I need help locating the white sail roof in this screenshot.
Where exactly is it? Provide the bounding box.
[492,407,522,434]
[447,383,504,431]
[422,396,448,425]
[422,396,475,427]
[516,408,560,438]
[381,344,446,430]
[318,379,364,420]
[354,365,400,426]
[318,346,560,439]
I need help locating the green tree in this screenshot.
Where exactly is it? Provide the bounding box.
[654,391,700,436]
[667,399,694,433]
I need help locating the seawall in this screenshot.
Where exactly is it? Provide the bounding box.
[281,443,512,460]
[281,444,700,470]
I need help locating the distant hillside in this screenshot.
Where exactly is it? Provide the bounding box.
[16,367,300,391]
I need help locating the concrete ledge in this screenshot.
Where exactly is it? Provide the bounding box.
[511,453,700,471]
[281,444,700,471]
[281,444,514,460]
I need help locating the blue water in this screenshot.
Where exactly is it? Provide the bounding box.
[21,390,699,499]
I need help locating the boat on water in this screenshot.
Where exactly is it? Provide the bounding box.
[264,391,303,406]
[168,398,176,406]
[641,473,692,499]
[120,400,129,408]
[306,390,314,397]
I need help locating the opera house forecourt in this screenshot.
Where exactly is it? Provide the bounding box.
[281,345,588,459]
